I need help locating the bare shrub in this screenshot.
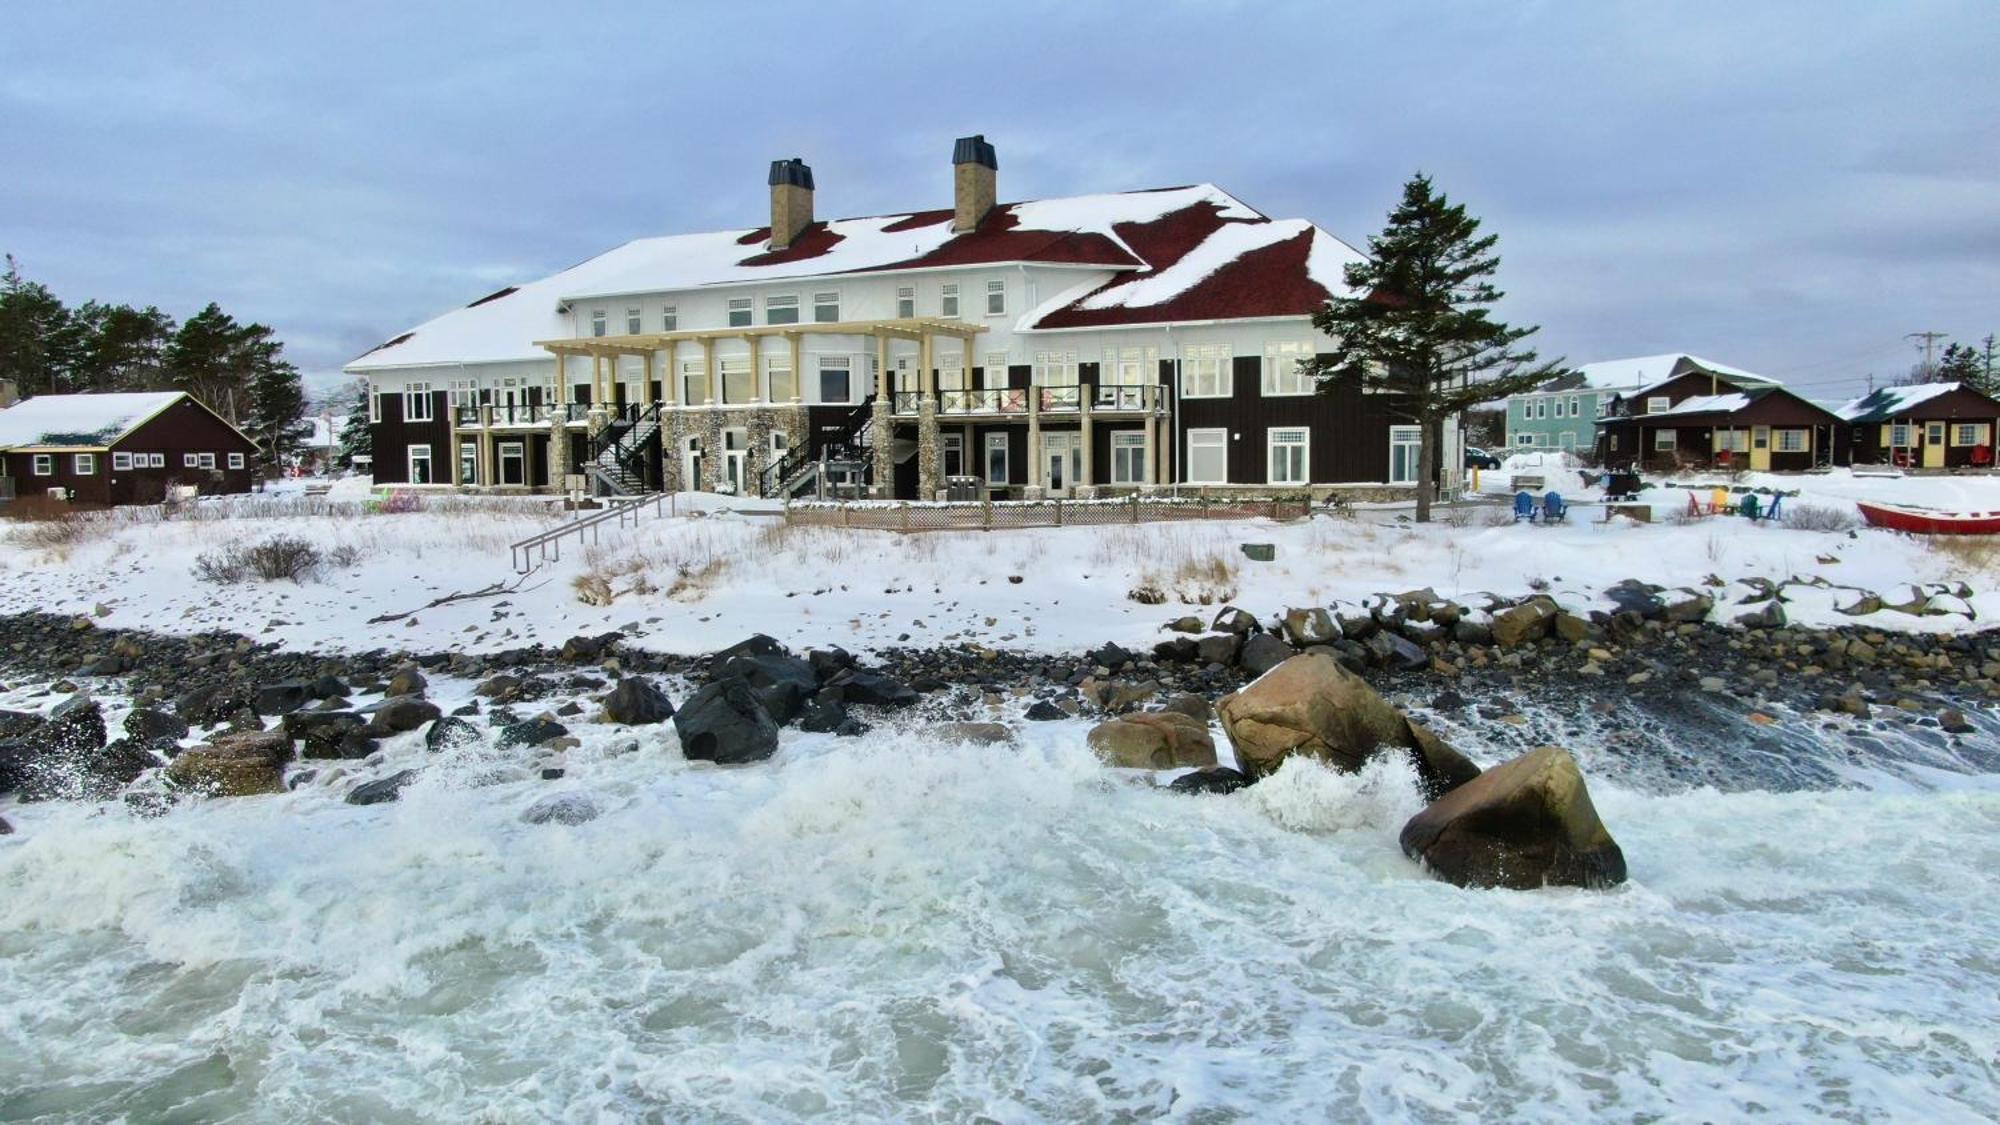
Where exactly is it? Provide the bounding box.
[327,543,364,569]
[572,572,615,606]
[195,535,324,584]
[194,550,248,585]
[1781,503,1859,533]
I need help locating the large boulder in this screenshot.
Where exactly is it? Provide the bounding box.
[1169,766,1253,795]
[823,668,918,709]
[283,710,369,758]
[164,737,290,798]
[674,678,780,764]
[1491,600,1556,648]
[599,677,675,725]
[347,769,420,806]
[368,696,441,734]
[1365,631,1429,672]
[1279,607,1339,648]
[425,716,482,753]
[174,685,253,727]
[0,695,115,801]
[1398,746,1627,890]
[1238,633,1294,678]
[124,706,190,744]
[253,681,313,716]
[498,716,570,750]
[521,791,602,826]
[1194,633,1242,667]
[1086,712,1217,770]
[1603,580,1666,619]
[1211,606,1262,636]
[796,689,852,734]
[1215,651,1480,797]
[715,652,818,723]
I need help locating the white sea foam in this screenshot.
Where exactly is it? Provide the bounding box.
[1,722,1997,1121]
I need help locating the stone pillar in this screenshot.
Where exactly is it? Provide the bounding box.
[917,399,941,499]
[549,414,569,493]
[1079,394,1094,490]
[871,399,893,498]
[1028,393,1043,493]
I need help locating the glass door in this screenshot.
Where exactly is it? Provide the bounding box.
[498,442,526,486]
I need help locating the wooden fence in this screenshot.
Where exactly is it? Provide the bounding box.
[784,495,1315,532]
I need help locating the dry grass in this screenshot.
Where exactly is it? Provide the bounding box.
[1926,535,2000,578]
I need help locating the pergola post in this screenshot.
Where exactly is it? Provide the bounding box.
[1079,392,1094,491]
[789,332,803,403]
[871,330,892,496]
[1028,391,1043,495]
[642,351,655,407]
[916,330,941,499]
[703,339,718,407]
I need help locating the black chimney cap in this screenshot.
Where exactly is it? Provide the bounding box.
[952,135,997,170]
[767,158,814,189]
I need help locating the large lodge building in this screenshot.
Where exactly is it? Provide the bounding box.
[346,136,1455,502]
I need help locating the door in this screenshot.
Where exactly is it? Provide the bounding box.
[1750,426,1772,472]
[723,430,747,494]
[498,442,526,486]
[1043,433,1080,496]
[1924,422,1947,468]
[941,432,965,478]
[682,436,702,492]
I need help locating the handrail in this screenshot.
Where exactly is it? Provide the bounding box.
[509,493,672,574]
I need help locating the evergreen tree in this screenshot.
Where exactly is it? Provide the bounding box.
[166,303,258,417]
[0,255,77,396]
[1306,174,1564,521]
[336,377,373,470]
[71,300,176,391]
[245,352,309,475]
[1935,342,1987,393]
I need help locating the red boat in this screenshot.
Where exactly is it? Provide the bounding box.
[1855,500,2000,535]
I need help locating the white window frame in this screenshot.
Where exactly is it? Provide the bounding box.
[1654,428,1678,451]
[727,298,753,328]
[985,279,1006,316]
[368,392,382,424]
[149,453,165,468]
[895,286,915,319]
[983,352,1009,389]
[183,453,198,468]
[939,283,960,319]
[983,432,1009,486]
[1186,428,1228,484]
[812,291,840,323]
[1180,344,1232,398]
[407,445,434,484]
[1645,396,1670,414]
[112,452,133,471]
[1388,425,1421,484]
[1110,431,1147,485]
[590,310,606,337]
[681,359,708,406]
[626,307,642,335]
[73,453,95,475]
[764,294,799,325]
[1775,429,1808,453]
[228,451,246,469]
[197,452,216,470]
[1033,350,1078,387]
[1514,434,1535,447]
[1268,427,1309,484]
[816,356,853,405]
[1261,342,1314,397]
[403,383,434,422]
[448,378,478,409]
[718,356,754,404]
[1889,423,1913,447]
[1595,398,1608,418]
[458,440,478,485]
[1953,423,1988,446]
[766,355,796,403]
[1568,395,1580,417]
[661,305,678,332]
[31,454,52,476]
[940,432,965,478]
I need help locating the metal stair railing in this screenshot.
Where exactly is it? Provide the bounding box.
[509,493,674,574]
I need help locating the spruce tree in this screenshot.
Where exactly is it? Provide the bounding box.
[73,301,176,392]
[1935,342,1986,392]
[1307,174,1565,522]
[166,303,255,418]
[0,255,77,396]
[336,377,373,470]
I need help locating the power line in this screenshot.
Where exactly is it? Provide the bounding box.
[1906,330,1947,380]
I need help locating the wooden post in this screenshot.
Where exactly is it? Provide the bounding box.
[789,332,803,403]
[876,332,890,401]
[704,339,718,406]
[660,341,676,405]
[642,352,655,407]
[1142,385,1158,490]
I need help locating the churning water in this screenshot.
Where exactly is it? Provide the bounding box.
[1,718,1997,1122]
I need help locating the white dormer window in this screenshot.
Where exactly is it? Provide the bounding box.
[661,306,678,332]
[940,283,960,319]
[626,308,641,335]
[1261,342,1315,396]
[765,295,799,325]
[728,298,753,328]
[1645,396,1670,413]
[590,310,606,337]
[896,286,915,319]
[986,280,1006,316]
[813,292,840,323]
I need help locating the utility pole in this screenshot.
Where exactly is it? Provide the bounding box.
[1907,331,1947,382]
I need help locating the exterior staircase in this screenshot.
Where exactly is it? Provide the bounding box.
[763,403,875,499]
[587,404,661,497]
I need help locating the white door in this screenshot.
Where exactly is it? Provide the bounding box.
[498,442,525,486]
[1044,433,1080,496]
[723,429,747,494]
[681,437,702,492]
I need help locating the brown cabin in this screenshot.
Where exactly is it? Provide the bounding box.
[0,391,258,506]
[1595,372,1843,472]
[1838,382,2000,470]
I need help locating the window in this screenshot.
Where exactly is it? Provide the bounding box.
[1752,427,1770,451]
[1889,423,1913,447]
[408,445,434,484]
[113,452,133,471]
[31,454,52,476]
[1654,428,1678,451]
[1262,342,1314,396]
[369,392,382,424]
[1101,346,1156,406]
[449,379,478,409]
[1033,350,1078,386]
[184,453,199,468]
[228,452,246,469]
[984,433,1009,485]
[1776,429,1808,453]
[197,453,216,470]
[626,308,642,335]
[1111,431,1147,484]
[590,310,606,337]
[1388,426,1420,484]
[1268,428,1309,484]
[720,357,754,404]
[1568,396,1580,418]
[766,356,796,403]
[149,453,164,468]
[1645,396,1669,414]
[74,453,95,475]
[817,357,852,404]
[1515,434,1536,446]
[1186,428,1228,483]
[681,359,708,406]
[813,292,840,323]
[986,280,1006,316]
[1954,423,1991,446]
[1535,400,1548,420]
[728,298,753,328]
[983,352,1009,389]
[661,306,678,332]
[1595,398,1608,418]
[1180,345,1231,398]
[940,283,959,319]
[459,441,477,485]
[1716,430,1748,453]
[896,286,915,319]
[765,295,799,325]
[403,383,434,422]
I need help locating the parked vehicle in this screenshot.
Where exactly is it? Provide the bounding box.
[1464,446,1501,470]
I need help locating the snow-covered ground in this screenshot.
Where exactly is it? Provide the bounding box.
[4,472,1997,656]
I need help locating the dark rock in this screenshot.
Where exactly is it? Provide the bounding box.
[1365,631,1429,672]
[369,695,441,734]
[384,668,427,697]
[558,633,620,663]
[540,767,566,780]
[473,673,527,702]
[806,646,856,683]
[711,634,785,667]
[1736,602,1787,630]
[311,674,349,700]
[1152,637,1199,663]
[283,710,368,758]
[1451,618,1495,646]
[1024,700,1066,722]
[1940,708,1974,734]
[175,685,252,727]
[796,690,851,734]
[346,769,419,806]
[124,706,190,744]
[1604,580,1665,619]
[1399,746,1626,890]
[1237,633,1294,678]
[1211,606,1262,636]
[600,677,675,725]
[1158,693,1214,722]
[1089,642,1137,669]
[425,716,482,752]
[498,716,570,750]
[254,681,312,716]
[674,678,780,764]
[1431,690,1467,711]
[825,668,919,708]
[0,815,11,835]
[1169,766,1252,796]
[1194,633,1242,666]
[521,791,600,825]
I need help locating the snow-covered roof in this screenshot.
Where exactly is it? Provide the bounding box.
[1541,353,1778,398]
[0,392,185,449]
[1837,382,1966,422]
[1648,392,1752,417]
[347,184,1365,371]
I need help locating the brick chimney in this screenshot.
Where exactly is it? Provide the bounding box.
[952,135,997,233]
[768,157,815,250]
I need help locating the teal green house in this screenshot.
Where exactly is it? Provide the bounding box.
[1505,354,1764,452]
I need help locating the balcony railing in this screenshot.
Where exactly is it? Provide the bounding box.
[456,403,594,427]
[888,383,1160,417]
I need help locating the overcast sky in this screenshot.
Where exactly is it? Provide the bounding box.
[4,1,1996,402]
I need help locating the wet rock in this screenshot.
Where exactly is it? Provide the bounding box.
[823,668,918,709]
[284,711,368,758]
[0,815,11,835]
[1087,712,1217,770]
[1168,766,1252,796]
[1365,631,1429,672]
[805,646,856,683]
[1211,606,1262,636]
[385,668,428,698]
[1940,708,1974,734]
[599,677,675,725]
[1194,633,1242,666]
[253,682,313,716]
[1398,746,1627,890]
[521,791,601,825]
[1238,633,1294,678]
[1215,651,1481,798]
[165,738,290,798]
[425,716,482,752]
[368,695,441,734]
[674,678,780,764]
[498,716,570,750]
[1158,693,1214,722]
[175,685,253,727]
[124,706,189,744]
[796,690,852,734]
[474,673,528,702]
[347,769,419,806]
[1024,700,1066,722]
[932,721,1014,746]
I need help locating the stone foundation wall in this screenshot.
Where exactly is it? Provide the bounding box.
[659,406,807,495]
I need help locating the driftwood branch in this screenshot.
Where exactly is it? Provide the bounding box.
[365,575,535,624]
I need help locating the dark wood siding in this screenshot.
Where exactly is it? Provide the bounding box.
[1,395,255,506]
[1175,353,1412,484]
[370,389,451,484]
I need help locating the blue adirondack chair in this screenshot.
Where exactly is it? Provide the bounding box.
[1542,491,1567,523]
[1513,491,1537,522]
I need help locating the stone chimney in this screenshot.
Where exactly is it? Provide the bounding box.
[952,135,998,233]
[768,157,815,251]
